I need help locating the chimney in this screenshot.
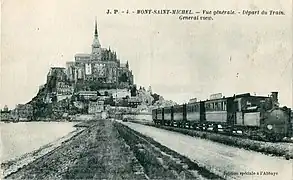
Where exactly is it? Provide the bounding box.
[270,92,279,106]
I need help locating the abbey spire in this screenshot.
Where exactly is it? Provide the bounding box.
[91,17,101,60]
[92,18,101,48]
[94,18,98,37]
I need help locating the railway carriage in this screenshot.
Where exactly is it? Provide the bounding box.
[163,106,172,125]
[173,104,186,127]
[204,97,235,131]
[155,108,163,124]
[186,101,205,129]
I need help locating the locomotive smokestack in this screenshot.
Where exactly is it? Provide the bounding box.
[271,92,279,107]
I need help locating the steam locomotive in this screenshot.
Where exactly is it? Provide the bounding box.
[152,92,291,141]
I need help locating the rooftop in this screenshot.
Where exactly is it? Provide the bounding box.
[75,53,91,57]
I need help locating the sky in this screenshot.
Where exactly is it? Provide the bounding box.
[1,0,292,109]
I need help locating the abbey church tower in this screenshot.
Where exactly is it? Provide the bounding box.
[66,18,134,90]
[91,18,102,61]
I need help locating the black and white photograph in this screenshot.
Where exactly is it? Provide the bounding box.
[1,0,292,179]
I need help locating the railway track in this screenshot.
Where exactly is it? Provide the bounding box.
[131,119,293,143]
[128,119,293,160]
[122,120,293,180]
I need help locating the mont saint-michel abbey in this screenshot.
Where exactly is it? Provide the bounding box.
[6,20,141,121]
[66,20,134,91]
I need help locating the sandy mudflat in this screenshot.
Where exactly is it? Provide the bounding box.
[1,127,84,178]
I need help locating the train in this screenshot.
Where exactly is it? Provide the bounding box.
[152,92,291,142]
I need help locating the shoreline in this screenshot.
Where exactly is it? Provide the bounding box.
[0,120,76,123]
[1,126,85,178]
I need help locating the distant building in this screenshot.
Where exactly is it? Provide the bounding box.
[1,111,11,121]
[14,104,34,121]
[77,91,98,100]
[46,67,74,102]
[1,105,11,121]
[112,89,131,99]
[3,105,9,112]
[128,97,142,108]
[88,101,104,114]
[51,98,70,118]
[147,86,152,94]
[47,67,68,84]
[56,82,74,95]
[56,82,74,101]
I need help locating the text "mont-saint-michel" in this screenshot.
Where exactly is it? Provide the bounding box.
[106,9,286,21]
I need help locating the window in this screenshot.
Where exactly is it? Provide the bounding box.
[188,106,191,112]
[218,102,222,110]
[206,103,212,111]
[223,102,227,111]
